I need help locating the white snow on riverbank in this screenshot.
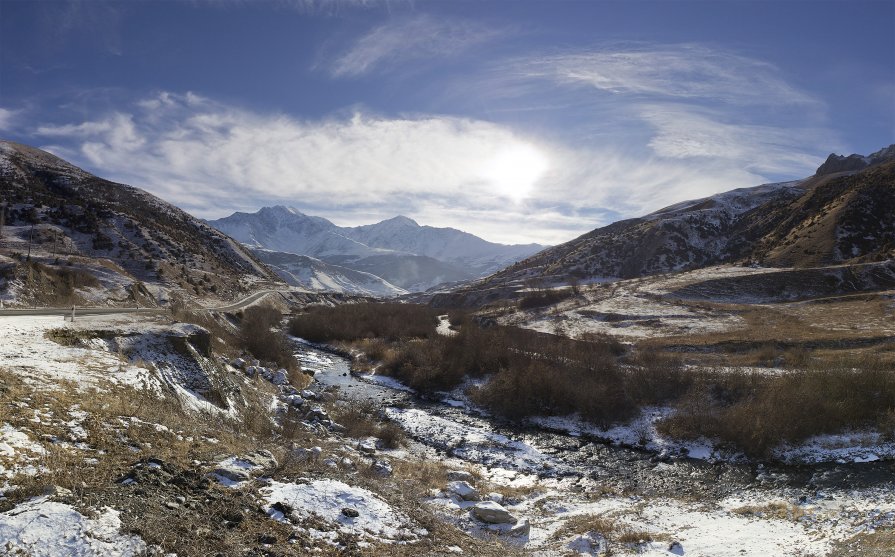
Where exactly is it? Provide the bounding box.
[262,479,424,544]
[0,496,147,556]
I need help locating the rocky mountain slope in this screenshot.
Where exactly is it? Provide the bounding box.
[252,248,407,297]
[473,145,895,292]
[0,140,280,306]
[209,206,544,292]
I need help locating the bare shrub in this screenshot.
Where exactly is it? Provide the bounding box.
[288,303,438,342]
[240,305,298,371]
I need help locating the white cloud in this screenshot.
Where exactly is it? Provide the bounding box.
[30,90,829,245]
[521,44,819,107]
[329,15,503,77]
[0,108,19,131]
[639,104,831,175]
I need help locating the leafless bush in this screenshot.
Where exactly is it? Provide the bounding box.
[288,303,438,342]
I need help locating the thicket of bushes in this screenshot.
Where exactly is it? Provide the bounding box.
[288,303,439,343]
[240,305,298,372]
[518,288,574,310]
[659,358,895,455]
[284,303,895,457]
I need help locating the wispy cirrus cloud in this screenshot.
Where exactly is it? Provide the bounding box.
[327,15,505,77]
[519,44,819,106]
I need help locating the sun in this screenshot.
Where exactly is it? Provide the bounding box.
[479,143,549,202]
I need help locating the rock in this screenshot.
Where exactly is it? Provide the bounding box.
[244,365,256,377]
[486,492,503,503]
[231,358,246,369]
[272,501,293,515]
[292,447,315,461]
[311,446,323,459]
[305,406,329,422]
[288,394,305,407]
[446,470,475,483]
[447,481,480,501]
[358,439,377,455]
[341,457,355,469]
[301,389,318,400]
[470,501,516,524]
[213,466,251,483]
[257,534,277,545]
[567,531,608,555]
[370,459,393,477]
[508,518,530,537]
[341,507,360,518]
[245,450,278,470]
[323,458,339,468]
[165,501,180,510]
[668,541,684,555]
[271,369,288,385]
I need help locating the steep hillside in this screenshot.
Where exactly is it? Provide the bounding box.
[476,145,894,292]
[252,249,406,297]
[0,141,279,306]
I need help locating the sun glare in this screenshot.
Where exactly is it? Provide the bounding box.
[479,143,549,202]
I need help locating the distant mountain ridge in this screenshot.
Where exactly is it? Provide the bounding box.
[209,206,545,292]
[438,144,895,306]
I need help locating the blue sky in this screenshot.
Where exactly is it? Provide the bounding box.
[1,0,893,245]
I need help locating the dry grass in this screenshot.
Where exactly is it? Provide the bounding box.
[731,501,807,521]
[550,512,661,551]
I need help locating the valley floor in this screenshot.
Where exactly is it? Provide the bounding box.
[1,310,893,556]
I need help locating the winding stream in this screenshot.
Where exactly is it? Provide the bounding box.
[296,343,895,502]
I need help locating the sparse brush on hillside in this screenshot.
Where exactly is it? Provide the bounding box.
[518,288,575,310]
[288,302,439,342]
[658,356,895,456]
[240,305,299,372]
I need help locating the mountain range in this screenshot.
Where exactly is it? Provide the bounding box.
[208,206,545,293]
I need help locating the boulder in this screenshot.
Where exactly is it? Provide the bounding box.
[370,459,393,477]
[470,501,515,524]
[358,439,377,455]
[271,369,288,385]
[301,389,318,400]
[213,466,251,483]
[567,531,608,555]
[447,480,480,501]
[446,470,475,483]
[305,406,329,422]
[231,357,246,369]
[508,518,530,537]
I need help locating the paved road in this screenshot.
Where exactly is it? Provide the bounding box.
[0,289,289,317]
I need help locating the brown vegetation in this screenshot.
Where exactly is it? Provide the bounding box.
[288,302,439,342]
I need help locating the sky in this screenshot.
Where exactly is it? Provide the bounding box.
[1,0,893,246]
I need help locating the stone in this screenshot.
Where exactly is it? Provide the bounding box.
[271,369,288,385]
[231,358,246,369]
[446,470,475,483]
[486,492,503,503]
[213,466,251,483]
[288,395,305,407]
[245,450,278,470]
[301,389,318,400]
[341,507,360,518]
[305,406,329,422]
[508,518,530,537]
[470,501,516,524]
[370,459,393,477]
[668,541,684,555]
[244,366,256,377]
[567,532,608,555]
[257,534,276,545]
[358,439,377,455]
[447,481,480,501]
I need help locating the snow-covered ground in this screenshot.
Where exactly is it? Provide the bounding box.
[263,479,425,545]
[0,496,147,556]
